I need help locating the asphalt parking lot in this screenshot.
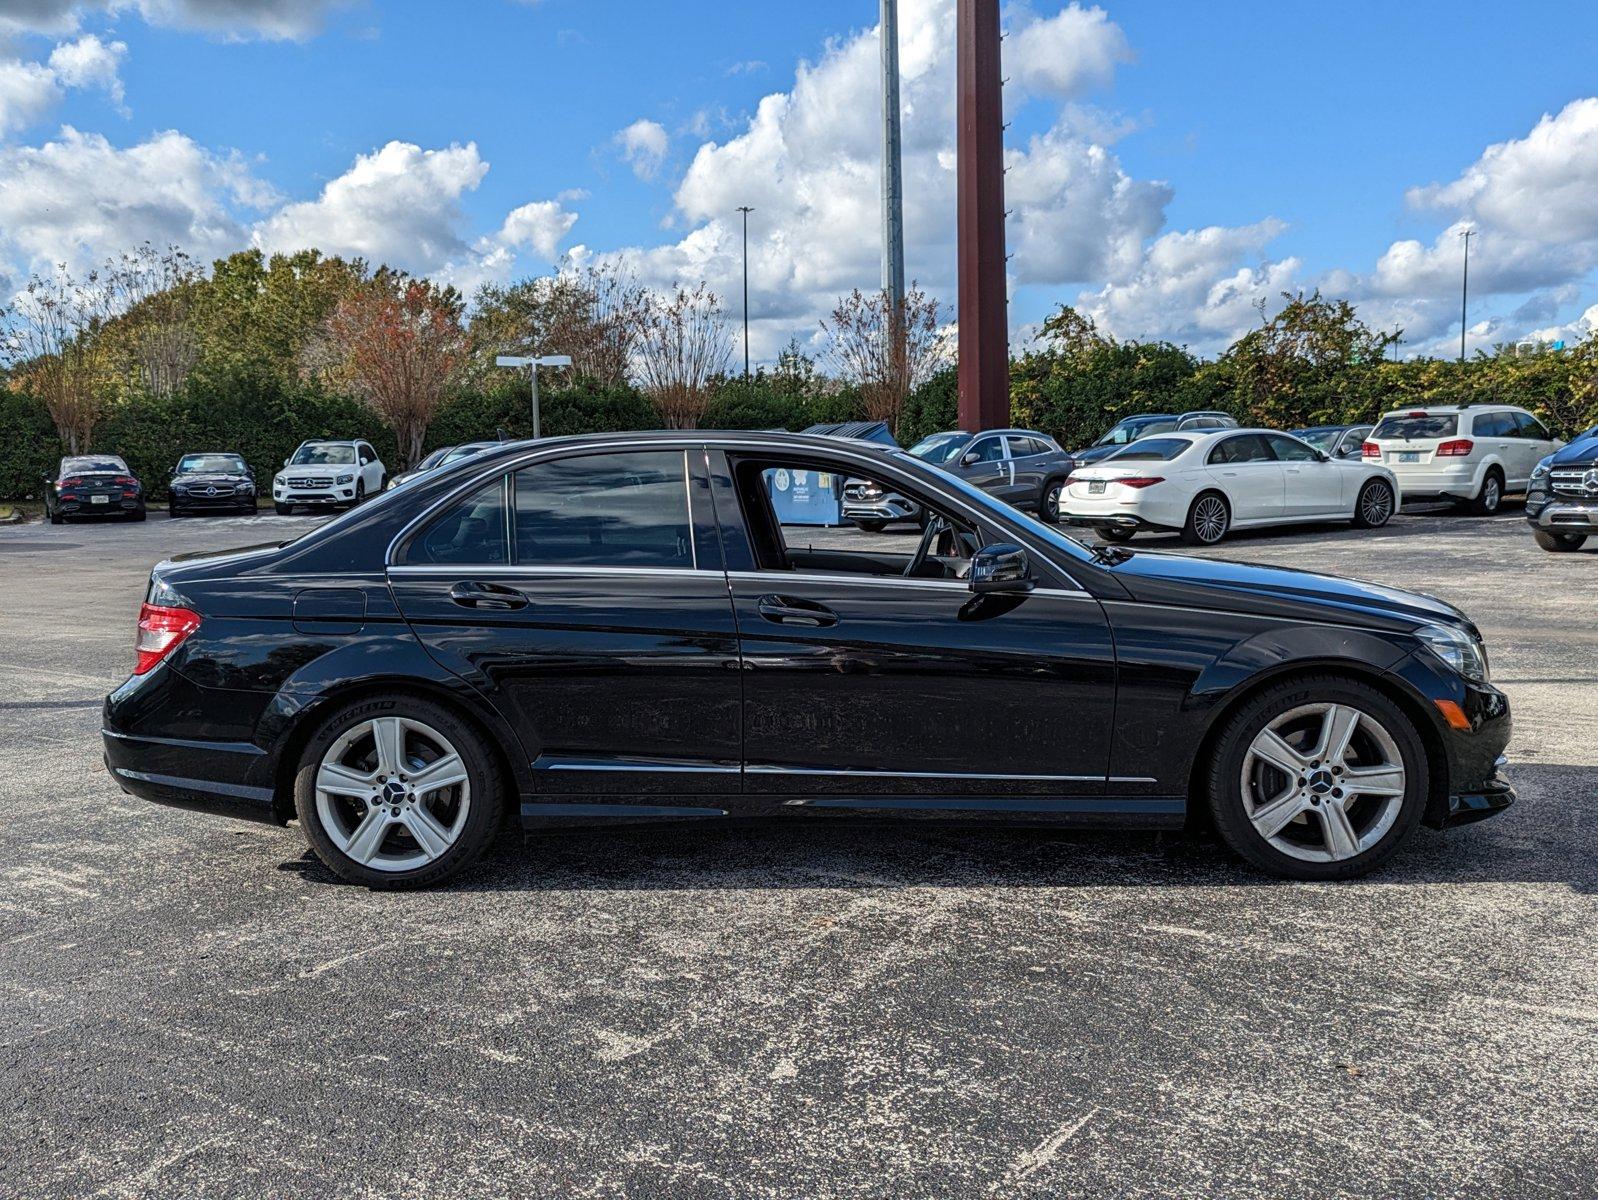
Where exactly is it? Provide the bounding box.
[2,505,1594,1199]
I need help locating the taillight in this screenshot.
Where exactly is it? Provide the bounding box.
[134,603,201,675]
[1437,439,1474,457]
[58,476,83,488]
[114,476,138,487]
[1118,477,1165,489]
[1361,442,1380,458]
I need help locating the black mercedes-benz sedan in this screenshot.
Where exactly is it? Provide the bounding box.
[168,452,259,517]
[103,431,1514,889]
[45,454,147,523]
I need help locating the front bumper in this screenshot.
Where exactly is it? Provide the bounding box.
[172,493,257,512]
[1526,493,1598,533]
[274,485,356,506]
[842,493,920,523]
[1436,757,1516,827]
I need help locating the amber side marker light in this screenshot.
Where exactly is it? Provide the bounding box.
[1434,700,1472,731]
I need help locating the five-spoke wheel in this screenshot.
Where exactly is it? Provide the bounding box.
[295,698,502,888]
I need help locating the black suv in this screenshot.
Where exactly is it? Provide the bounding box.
[1526,426,1598,551]
[843,429,1077,528]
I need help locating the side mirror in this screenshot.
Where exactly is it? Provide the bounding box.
[961,452,980,467]
[1315,450,1331,463]
[969,543,1035,595]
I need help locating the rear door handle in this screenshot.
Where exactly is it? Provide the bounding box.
[449,581,529,611]
[757,595,839,628]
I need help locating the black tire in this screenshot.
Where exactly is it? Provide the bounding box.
[349,481,366,509]
[1180,491,1231,546]
[853,519,887,533]
[1096,526,1136,543]
[1470,469,1504,516]
[1533,529,1587,552]
[1351,478,1396,529]
[294,695,505,890]
[1206,674,1428,881]
[48,507,62,525]
[274,502,293,516]
[130,508,146,522]
[1039,478,1065,525]
[169,506,185,519]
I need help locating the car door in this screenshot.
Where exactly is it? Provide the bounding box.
[955,434,1014,500]
[1264,433,1346,518]
[386,446,744,807]
[709,447,1120,807]
[1005,435,1049,502]
[1204,434,1285,521]
[1471,412,1519,485]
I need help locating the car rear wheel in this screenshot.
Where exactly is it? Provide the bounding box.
[1352,479,1395,528]
[1534,530,1587,552]
[1180,492,1230,546]
[1096,526,1135,543]
[294,697,504,890]
[1469,469,1504,516]
[1207,676,1427,880]
[1039,479,1065,525]
[48,508,63,525]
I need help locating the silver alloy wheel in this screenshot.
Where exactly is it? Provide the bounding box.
[1044,483,1062,520]
[1193,495,1229,543]
[1240,702,1406,863]
[314,716,471,873]
[1361,481,1394,526]
[1482,475,1501,511]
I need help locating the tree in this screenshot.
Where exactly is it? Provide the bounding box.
[105,244,203,398]
[315,275,467,468]
[0,262,118,453]
[636,283,732,429]
[821,285,945,434]
[471,262,649,386]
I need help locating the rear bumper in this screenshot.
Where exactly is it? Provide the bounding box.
[1063,513,1179,534]
[56,497,144,516]
[1382,462,1480,501]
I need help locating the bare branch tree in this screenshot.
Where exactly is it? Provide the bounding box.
[636,283,733,429]
[471,262,650,386]
[0,263,118,453]
[821,285,946,433]
[106,244,202,398]
[317,275,468,468]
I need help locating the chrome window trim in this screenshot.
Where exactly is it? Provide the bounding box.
[746,765,1157,783]
[384,435,1096,589]
[388,564,712,581]
[723,569,1095,599]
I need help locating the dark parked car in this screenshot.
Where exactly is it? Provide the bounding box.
[1073,412,1240,466]
[843,428,1076,529]
[105,430,1514,890]
[1525,427,1598,551]
[386,442,500,491]
[44,454,146,524]
[168,452,258,517]
[1291,424,1374,461]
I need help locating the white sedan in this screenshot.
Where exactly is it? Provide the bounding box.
[1061,429,1401,546]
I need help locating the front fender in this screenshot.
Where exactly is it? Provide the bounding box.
[1188,624,1411,705]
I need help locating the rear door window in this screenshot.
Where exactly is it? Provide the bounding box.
[513,451,694,569]
[1472,412,1516,438]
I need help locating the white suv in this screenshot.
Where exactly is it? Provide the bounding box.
[272,439,387,515]
[1363,405,1562,514]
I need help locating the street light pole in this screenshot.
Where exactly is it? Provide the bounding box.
[1459,228,1475,362]
[495,354,573,440]
[737,206,754,377]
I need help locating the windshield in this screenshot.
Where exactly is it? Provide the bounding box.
[1293,428,1341,451]
[1103,438,1195,463]
[177,454,246,474]
[1374,414,1457,440]
[63,457,126,474]
[290,443,357,465]
[907,433,972,465]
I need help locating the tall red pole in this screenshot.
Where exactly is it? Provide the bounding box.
[957,0,1009,432]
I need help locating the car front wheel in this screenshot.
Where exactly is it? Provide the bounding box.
[853,519,887,533]
[1206,675,1427,880]
[274,502,293,516]
[294,697,504,889]
[1533,530,1587,552]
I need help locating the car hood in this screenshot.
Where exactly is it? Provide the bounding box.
[174,472,251,486]
[1107,549,1474,635]
[1548,435,1598,467]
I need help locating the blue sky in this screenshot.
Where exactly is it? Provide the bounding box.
[3,0,1598,360]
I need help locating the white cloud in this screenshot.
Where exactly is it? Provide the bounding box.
[615,118,669,181]
[0,0,346,40]
[1005,2,1133,101]
[0,126,265,274]
[48,34,127,109]
[0,58,59,136]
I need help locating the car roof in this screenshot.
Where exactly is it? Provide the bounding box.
[1377,404,1528,416]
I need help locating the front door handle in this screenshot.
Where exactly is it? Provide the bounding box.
[449,581,529,611]
[757,595,839,628]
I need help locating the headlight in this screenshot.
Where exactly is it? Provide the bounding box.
[1530,455,1554,482]
[1416,623,1490,683]
[336,473,355,485]
[238,481,254,493]
[170,484,187,495]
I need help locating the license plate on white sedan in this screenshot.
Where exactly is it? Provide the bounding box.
[1399,452,1420,463]
[1088,481,1107,494]
[91,495,109,504]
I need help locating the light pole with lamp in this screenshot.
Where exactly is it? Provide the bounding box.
[495,354,573,440]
